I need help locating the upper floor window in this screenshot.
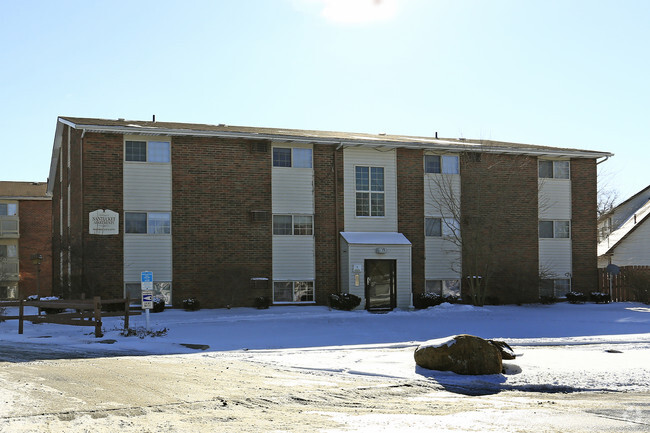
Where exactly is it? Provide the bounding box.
[539,220,570,238]
[0,203,17,216]
[355,166,384,217]
[539,160,570,179]
[125,140,170,163]
[0,244,17,258]
[273,214,313,235]
[425,155,459,174]
[125,212,171,234]
[273,147,312,168]
[425,217,459,237]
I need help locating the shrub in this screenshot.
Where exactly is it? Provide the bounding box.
[328,293,361,311]
[565,291,587,304]
[413,293,460,309]
[38,296,66,314]
[152,297,165,313]
[254,296,270,309]
[182,298,201,311]
[0,306,6,322]
[539,295,557,305]
[121,327,168,338]
[590,292,611,304]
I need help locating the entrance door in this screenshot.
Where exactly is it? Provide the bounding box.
[365,259,396,311]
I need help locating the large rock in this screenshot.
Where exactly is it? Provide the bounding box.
[414,334,503,375]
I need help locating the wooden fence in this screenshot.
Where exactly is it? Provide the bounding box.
[598,266,650,302]
[0,297,141,338]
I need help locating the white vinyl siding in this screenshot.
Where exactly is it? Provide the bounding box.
[538,178,571,219]
[424,237,461,280]
[272,236,316,280]
[124,163,173,210]
[272,143,314,214]
[607,221,650,266]
[539,239,572,279]
[344,148,397,232]
[340,241,412,309]
[123,236,173,281]
[123,135,173,292]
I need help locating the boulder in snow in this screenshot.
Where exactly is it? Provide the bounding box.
[414,334,503,375]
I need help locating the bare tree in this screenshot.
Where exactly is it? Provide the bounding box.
[597,166,619,220]
[426,150,541,306]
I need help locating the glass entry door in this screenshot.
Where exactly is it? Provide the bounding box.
[365,259,396,311]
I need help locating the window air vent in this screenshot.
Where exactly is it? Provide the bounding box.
[251,141,269,153]
[250,210,270,222]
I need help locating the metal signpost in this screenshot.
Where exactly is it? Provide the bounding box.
[141,271,153,331]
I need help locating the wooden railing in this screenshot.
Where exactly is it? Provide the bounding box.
[0,297,141,338]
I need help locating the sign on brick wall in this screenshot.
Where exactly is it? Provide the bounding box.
[89,209,119,235]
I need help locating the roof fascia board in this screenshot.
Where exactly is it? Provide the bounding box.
[65,121,612,159]
[0,196,51,200]
[46,120,65,196]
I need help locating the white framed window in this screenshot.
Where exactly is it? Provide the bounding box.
[125,140,170,163]
[355,166,385,217]
[0,244,17,258]
[0,284,18,299]
[425,279,461,297]
[125,212,171,234]
[539,220,570,238]
[539,160,570,179]
[425,155,459,174]
[125,281,172,305]
[0,203,17,216]
[425,217,459,237]
[273,215,313,235]
[540,279,571,298]
[273,280,315,303]
[272,147,313,168]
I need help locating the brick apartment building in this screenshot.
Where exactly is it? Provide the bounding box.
[46,116,611,309]
[0,182,52,299]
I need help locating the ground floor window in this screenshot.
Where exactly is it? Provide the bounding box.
[125,282,172,305]
[425,279,461,297]
[0,283,18,299]
[273,281,315,303]
[540,279,571,298]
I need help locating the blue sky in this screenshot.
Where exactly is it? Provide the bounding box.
[1,0,648,201]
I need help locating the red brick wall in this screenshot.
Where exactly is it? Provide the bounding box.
[79,132,124,299]
[314,144,343,302]
[571,158,598,293]
[397,148,425,295]
[18,200,52,298]
[172,136,272,307]
[460,153,539,303]
[50,126,64,296]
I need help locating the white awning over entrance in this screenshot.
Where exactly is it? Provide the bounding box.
[340,232,411,245]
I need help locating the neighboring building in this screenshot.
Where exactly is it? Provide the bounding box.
[0,181,52,299]
[46,117,610,309]
[598,185,650,268]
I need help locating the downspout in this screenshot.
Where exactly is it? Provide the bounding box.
[334,143,344,293]
[596,156,610,165]
[79,129,85,297]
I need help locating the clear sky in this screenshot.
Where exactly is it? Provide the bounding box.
[1,0,648,202]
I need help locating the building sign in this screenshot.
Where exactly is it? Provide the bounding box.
[89,209,119,235]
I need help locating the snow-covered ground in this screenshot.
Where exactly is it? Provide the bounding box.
[1,301,649,394]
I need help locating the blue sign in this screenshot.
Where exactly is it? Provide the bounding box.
[142,293,152,302]
[141,271,153,283]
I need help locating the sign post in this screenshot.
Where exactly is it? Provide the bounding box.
[141,271,154,331]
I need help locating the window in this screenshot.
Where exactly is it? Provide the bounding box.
[539,160,570,179]
[273,147,312,168]
[356,166,384,217]
[0,245,17,258]
[540,279,571,298]
[539,220,570,238]
[0,203,17,216]
[425,218,442,237]
[425,155,459,174]
[125,212,171,234]
[273,281,315,303]
[425,217,459,237]
[273,215,313,235]
[0,284,18,299]
[125,140,170,163]
[425,279,461,297]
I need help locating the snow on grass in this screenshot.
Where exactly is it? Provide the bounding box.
[1,302,649,393]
